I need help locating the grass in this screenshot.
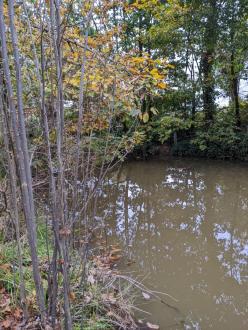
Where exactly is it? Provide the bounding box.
[0,220,51,293]
[0,219,139,329]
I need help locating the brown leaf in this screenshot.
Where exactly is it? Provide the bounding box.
[2,305,11,314]
[1,319,12,329]
[109,248,122,255]
[58,258,64,265]
[13,307,22,319]
[0,294,11,309]
[59,227,71,236]
[102,293,116,304]
[126,260,136,266]
[146,322,160,329]
[106,311,114,317]
[109,255,121,262]
[0,264,11,272]
[0,287,6,294]
[69,292,76,301]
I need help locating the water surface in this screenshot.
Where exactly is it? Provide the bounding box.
[97,158,248,329]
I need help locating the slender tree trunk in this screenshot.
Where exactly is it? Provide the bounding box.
[202,51,215,122]
[0,63,27,318]
[72,5,93,223]
[138,14,143,56]
[230,53,241,128]
[191,61,196,121]
[8,0,34,217]
[0,0,45,320]
[50,1,72,328]
[201,0,218,124]
[23,2,61,323]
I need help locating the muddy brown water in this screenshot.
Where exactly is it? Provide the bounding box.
[96,158,248,329]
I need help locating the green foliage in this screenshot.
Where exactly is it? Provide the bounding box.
[26,114,42,139]
[155,115,192,143]
[173,132,248,160]
[77,319,113,330]
[0,221,52,295]
[130,101,248,161]
[240,100,248,125]
[171,109,248,160]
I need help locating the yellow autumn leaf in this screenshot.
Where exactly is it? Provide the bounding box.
[132,57,146,64]
[143,112,149,123]
[129,68,139,75]
[157,82,167,89]
[90,81,98,90]
[70,77,80,87]
[87,37,97,47]
[150,68,164,80]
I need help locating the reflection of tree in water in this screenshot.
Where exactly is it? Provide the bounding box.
[213,177,248,284]
[94,159,248,328]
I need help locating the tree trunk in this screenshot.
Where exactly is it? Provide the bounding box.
[50,1,72,328]
[230,53,241,128]
[201,0,218,124]
[0,0,46,320]
[202,51,215,122]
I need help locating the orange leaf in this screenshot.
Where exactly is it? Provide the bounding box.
[1,319,11,329]
[109,255,121,262]
[110,249,122,256]
[0,264,11,272]
[157,82,167,89]
[69,292,76,301]
[13,307,22,319]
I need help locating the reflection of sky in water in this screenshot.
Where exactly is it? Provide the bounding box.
[104,166,248,285]
[213,223,248,283]
[216,184,224,195]
[97,161,248,328]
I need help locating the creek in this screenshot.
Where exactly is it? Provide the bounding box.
[95,158,248,329]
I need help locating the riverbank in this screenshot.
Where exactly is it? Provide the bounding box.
[130,136,248,162]
[0,215,164,329]
[0,221,136,329]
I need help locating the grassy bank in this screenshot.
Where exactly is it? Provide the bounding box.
[0,219,140,329]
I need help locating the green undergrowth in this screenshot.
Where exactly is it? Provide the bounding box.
[0,221,52,296]
[0,220,137,329]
